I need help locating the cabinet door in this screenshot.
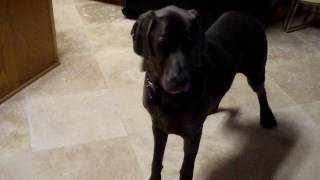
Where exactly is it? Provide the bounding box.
[0,23,20,99]
[0,61,13,98]
[0,0,59,103]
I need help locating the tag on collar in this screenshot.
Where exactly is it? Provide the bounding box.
[146,76,156,93]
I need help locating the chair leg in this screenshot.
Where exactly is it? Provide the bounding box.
[283,0,299,31]
[284,2,300,32]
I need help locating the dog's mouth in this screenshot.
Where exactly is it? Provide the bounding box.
[164,83,191,94]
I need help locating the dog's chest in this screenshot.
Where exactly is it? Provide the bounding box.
[153,110,202,136]
[145,91,205,136]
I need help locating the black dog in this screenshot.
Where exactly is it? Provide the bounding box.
[131,6,277,180]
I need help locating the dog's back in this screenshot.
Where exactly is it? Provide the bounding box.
[207,12,266,57]
[204,11,267,90]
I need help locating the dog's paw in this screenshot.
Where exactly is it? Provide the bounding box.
[149,175,161,180]
[260,112,277,129]
[149,178,161,180]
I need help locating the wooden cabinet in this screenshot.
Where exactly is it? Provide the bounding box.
[0,0,59,103]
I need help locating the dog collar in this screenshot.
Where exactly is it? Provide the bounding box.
[146,76,156,93]
[145,73,161,100]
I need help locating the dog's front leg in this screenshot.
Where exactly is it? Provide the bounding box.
[180,131,202,180]
[149,125,168,180]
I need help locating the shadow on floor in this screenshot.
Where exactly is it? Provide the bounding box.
[204,108,299,180]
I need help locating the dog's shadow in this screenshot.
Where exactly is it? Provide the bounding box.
[202,108,300,180]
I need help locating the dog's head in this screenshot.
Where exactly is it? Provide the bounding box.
[131,6,205,94]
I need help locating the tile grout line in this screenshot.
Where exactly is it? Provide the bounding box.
[23,90,38,179]
[267,75,299,107]
[297,101,320,128]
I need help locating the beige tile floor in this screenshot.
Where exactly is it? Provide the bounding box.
[1,0,320,179]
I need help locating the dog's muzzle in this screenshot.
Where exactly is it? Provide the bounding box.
[163,75,191,94]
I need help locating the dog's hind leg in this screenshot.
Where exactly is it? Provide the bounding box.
[255,87,278,129]
[242,66,277,129]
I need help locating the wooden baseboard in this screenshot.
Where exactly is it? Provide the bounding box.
[0,61,60,104]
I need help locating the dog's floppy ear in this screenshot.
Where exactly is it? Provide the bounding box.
[188,9,205,50]
[188,9,198,19]
[188,9,205,67]
[131,10,156,57]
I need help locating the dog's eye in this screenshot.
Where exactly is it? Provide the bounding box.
[158,36,168,47]
[183,36,195,49]
[186,36,195,44]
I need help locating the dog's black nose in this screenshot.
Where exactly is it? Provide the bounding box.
[171,74,189,87]
[164,73,190,94]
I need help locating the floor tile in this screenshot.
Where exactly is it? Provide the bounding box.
[0,152,34,180]
[53,4,83,30]
[301,101,320,126]
[25,54,107,98]
[32,137,144,180]
[55,28,92,59]
[94,49,150,135]
[294,27,320,51]
[111,87,151,135]
[76,1,123,26]
[266,26,317,66]
[268,58,320,104]
[95,49,143,94]
[0,92,30,156]
[84,20,134,52]
[27,90,127,151]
